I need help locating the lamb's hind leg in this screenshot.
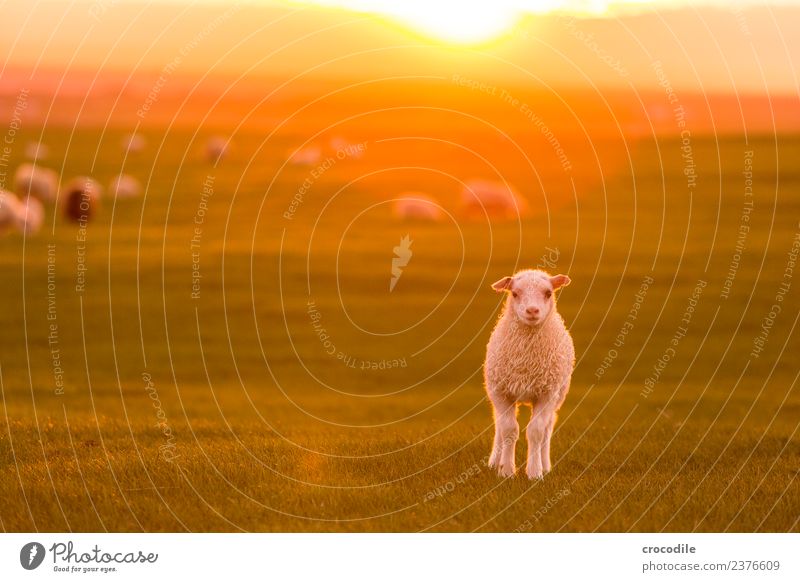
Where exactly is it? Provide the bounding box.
[489,392,518,477]
[488,422,502,469]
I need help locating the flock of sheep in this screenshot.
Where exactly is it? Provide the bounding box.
[0,133,152,237]
[0,131,244,237]
[287,138,529,221]
[0,129,531,239]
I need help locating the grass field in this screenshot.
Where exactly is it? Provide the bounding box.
[0,124,798,532]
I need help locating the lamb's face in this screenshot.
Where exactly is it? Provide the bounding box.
[492,269,571,327]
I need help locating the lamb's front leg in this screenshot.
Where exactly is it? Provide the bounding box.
[489,394,518,477]
[540,413,557,474]
[526,404,556,480]
[538,383,569,476]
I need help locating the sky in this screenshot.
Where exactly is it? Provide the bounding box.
[1,0,799,94]
[287,0,800,42]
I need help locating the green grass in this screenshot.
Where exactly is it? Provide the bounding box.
[0,127,798,532]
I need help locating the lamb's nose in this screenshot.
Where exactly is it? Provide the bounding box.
[526,307,540,316]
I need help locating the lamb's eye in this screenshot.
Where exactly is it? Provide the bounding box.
[545,290,552,299]
[512,291,518,299]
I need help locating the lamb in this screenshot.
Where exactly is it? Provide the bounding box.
[460,179,528,220]
[484,269,574,479]
[61,177,102,223]
[13,163,59,202]
[109,174,142,198]
[392,193,443,222]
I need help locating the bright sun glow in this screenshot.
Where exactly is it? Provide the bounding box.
[297,0,618,44]
[383,4,521,44]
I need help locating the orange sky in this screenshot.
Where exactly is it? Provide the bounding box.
[1,1,799,94]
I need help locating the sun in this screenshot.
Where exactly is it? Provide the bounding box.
[291,0,627,44]
[380,2,522,44]
[295,0,594,44]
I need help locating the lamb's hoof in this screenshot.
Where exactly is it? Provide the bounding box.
[497,465,516,478]
[526,467,547,480]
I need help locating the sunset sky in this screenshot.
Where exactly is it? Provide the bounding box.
[290,0,800,43]
[1,0,799,94]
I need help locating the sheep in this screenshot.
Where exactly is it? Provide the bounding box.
[460,179,528,220]
[484,269,574,479]
[13,163,59,203]
[16,195,44,235]
[0,190,44,235]
[109,174,142,198]
[121,133,146,154]
[392,193,443,222]
[61,177,102,223]
[288,145,321,166]
[0,190,23,235]
[205,136,229,163]
[25,141,49,161]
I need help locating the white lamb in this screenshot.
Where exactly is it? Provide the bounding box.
[485,269,574,479]
[13,163,59,202]
[460,179,529,220]
[109,174,142,198]
[392,193,443,222]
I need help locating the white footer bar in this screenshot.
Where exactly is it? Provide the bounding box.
[1,533,797,581]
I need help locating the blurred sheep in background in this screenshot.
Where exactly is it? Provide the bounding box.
[206,136,229,163]
[121,133,146,154]
[109,174,142,198]
[24,141,49,161]
[460,179,528,220]
[392,193,443,222]
[61,176,102,223]
[13,163,59,203]
[288,145,322,166]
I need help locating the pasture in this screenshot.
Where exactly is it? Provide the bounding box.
[0,123,798,532]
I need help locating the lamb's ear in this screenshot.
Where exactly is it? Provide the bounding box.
[550,274,571,290]
[491,276,513,292]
